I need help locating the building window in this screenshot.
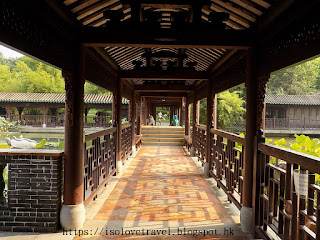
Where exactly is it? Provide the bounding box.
[311,108,316,120]
[304,108,309,120]
[297,108,302,119]
[289,108,294,118]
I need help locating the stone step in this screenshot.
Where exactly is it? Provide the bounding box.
[142,141,184,146]
[142,131,184,134]
[142,133,184,138]
[142,137,184,142]
[142,127,184,132]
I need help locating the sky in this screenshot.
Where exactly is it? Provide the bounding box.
[0,44,24,58]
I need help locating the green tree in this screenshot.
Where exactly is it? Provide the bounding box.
[217,90,245,129]
[0,52,108,94]
[84,82,110,94]
[267,57,320,95]
[199,98,207,125]
[0,52,18,71]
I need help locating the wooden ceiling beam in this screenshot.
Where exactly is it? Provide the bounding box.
[120,69,208,80]
[135,85,193,92]
[208,49,238,74]
[92,47,119,72]
[140,92,188,97]
[80,24,255,49]
[145,97,182,101]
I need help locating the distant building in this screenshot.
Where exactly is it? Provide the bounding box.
[265,94,320,129]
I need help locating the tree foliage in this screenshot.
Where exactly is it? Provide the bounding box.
[217,90,245,128]
[198,90,245,129]
[199,98,207,125]
[0,53,110,94]
[84,82,109,94]
[267,57,320,95]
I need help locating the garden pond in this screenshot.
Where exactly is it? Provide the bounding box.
[0,132,64,150]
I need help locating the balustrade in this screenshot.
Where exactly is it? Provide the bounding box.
[194,124,207,165]
[255,142,320,239]
[210,129,244,209]
[83,127,117,204]
[265,117,320,130]
[191,123,320,239]
[6,114,112,128]
[121,123,132,162]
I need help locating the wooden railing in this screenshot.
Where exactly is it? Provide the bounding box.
[121,123,132,162]
[210,129,245,209]
[194,124,207,165]
[83,127,117,204]
[8,114,112,128]
[265,117,320,130]
[255,142,320,240]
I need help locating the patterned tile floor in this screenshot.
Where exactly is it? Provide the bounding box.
[75,146,249,239]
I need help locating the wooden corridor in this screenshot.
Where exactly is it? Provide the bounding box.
[76,146,249,239]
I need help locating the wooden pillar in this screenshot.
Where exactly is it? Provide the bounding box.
[17,107,24,121]
[116,79,122,173]
[142,97,146,125]
[170,106,173,125]
[60,43,85,229]
[137,95,142,135]
[262,101,266,134]
[131,91,136,152]
[213,95,217,129]
[252,74,269,236]
[191,94,199,156]
[42,105,47,126]
[84,108,89,125]
[128,98,131,122]
[196,101,200,125]
[205,80,214,176]
[241,48,257,233]
[179,99,183,126]
[5,105,12,121]
[112,94,117,125]
[152,104,156,125]
[185,98,190,135]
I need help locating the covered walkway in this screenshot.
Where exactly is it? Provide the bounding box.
[77,146,249,239]
[1,1,319,239]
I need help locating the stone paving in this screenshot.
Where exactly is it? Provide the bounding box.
[0,146,250,240]
[75,146,250,239]
[95,146,230,223]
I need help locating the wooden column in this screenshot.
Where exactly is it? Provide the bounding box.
[191,94,199,156]
[84,108,89,125]
[152,104,156,125]
[137,95,142,135]
[241,48,257,233]
[17,107,24,121]
[252,74,269,235]
[179,99,183,126]
[131,91,136,149]
[112,94,117,125]
[116,79,122,172]
[185,98,190,135]
[206,80,214,173]
[5,105,12,121]
[42,105,48,126]
[213,95,217,129]
[62,44,85,207]
[142,97,146,125]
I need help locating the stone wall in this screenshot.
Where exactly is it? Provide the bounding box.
[0,150,63,232]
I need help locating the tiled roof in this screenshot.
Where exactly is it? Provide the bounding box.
[0,92,129,104]
[266,94,320,105]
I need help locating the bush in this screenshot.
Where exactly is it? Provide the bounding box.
[0,117,20,132]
